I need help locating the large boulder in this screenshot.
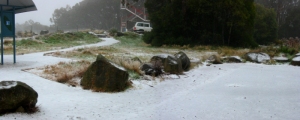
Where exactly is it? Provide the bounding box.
[291,56,300,66]
[150,54,171,65]
[273,56,289,62]
[164,55,183,74]
[174,51,191,71]
[0,81,38,114]
[140,63,156,76]
[272,53,289,62]
[207,55,223,64]
[245,52,270,63]
[80,54,131,92]
[150,54,183,74]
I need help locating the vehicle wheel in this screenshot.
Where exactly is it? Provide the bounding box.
[138,29,144,34]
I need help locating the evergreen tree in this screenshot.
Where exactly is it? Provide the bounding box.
[50,0,121,30]
[254,4,278,45]
[144,0,257,47]
[279,6,300,38]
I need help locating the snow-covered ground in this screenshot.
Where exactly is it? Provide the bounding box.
[1,38,300,120]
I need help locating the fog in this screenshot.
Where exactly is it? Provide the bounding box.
[15,0,82,25]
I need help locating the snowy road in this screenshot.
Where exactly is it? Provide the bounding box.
[1,38,300,120]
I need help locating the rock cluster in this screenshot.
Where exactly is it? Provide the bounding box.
[141,51,191,76]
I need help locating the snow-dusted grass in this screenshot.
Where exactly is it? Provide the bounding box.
[1,37,300,119]
[23,60,91,87]
[2,32,101,55]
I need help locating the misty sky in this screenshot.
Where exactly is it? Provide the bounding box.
[16,0,82,25]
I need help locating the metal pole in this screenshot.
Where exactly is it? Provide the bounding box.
[13,7,16,63]
[1,36,3,65]
[1,6,3,65]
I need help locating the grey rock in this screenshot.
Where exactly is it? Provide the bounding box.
[0,81,38,114]
[80,54,131,92]
[207,55,223,64]
[223,56,242,63]
[291,56,300,66]
[245,52,270,63]
[174,51,191,71]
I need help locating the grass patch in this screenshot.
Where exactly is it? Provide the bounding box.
[42,60,91,86]
[3,32,101,54]
[40,34,299,81]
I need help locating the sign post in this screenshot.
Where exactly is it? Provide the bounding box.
[0,0,37,65]
[0,11,15,65]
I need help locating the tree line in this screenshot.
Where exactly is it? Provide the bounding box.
[50,0,120,30]
[144,0,300,47]
[255,0,300,38]
[17,0,300,47]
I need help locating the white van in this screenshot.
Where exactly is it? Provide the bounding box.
[132,22,152,33]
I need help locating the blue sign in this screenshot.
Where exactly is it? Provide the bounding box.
[1,12,14,37]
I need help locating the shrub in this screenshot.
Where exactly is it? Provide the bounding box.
[108,28,118,36]
[254,4,278,45]
[278,46,298,55]
[142,32,153,44]
[123,32,139,38]
[16,39,40,46]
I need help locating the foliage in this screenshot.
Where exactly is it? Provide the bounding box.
[41,32,97,44]
[142,32,154,44]
[144,0,257,47]
[50,0,123,30]
[254,4,278,45]
[116,35,146,47]
[4,32,100,55]
[278,46,298,55]
[108,28,118,36]
[279,7,300,38]
[254,0,300,38]
[16,19,49,34]
[128,71,140,80]
[16,39,40,46]
[123,32,139,38]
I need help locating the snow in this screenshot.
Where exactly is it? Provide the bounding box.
[273,56,288,61]
[0,81,17,89]
[256,53,270,63]
[247,53,270,63]
[109,61,126,71]
[1,38,300,119]
[156,54,172,58]
[230,56,242,60]
[247,53,257,60]
[292,56,300,61]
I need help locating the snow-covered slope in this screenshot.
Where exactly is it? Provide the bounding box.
[1,38,300,120]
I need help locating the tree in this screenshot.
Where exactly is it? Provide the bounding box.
[144,0,257,47]
[279,6,300,38]
[16,20,49,33]
[254,4,278,45]
[254,0,300,38]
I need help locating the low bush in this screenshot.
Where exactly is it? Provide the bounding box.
[16,39,40,46]
[108,28,124,37]
[278,46,298,55]
[123,32,139,38]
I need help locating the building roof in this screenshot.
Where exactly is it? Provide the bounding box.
[0,0,37,14]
